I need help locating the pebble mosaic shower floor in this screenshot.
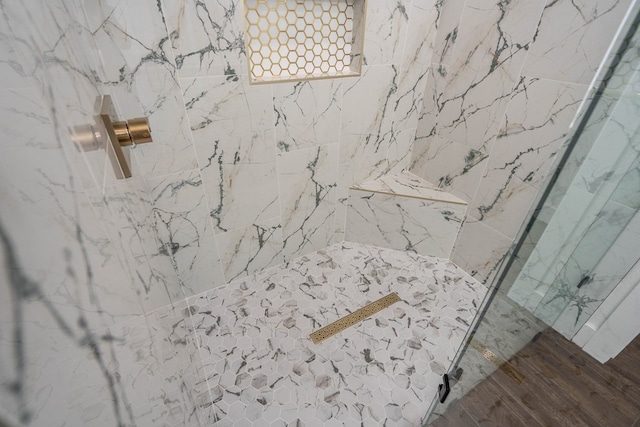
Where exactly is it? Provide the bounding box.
[178,242,487,426]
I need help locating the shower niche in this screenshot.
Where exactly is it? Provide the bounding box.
[243,0,365,84]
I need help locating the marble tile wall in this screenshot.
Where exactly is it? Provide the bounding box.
[173,0,442,265]
[0,1,210,425]
[346,189,465,257]
[345,171,467,258]
[0,0,443,425]
[409,0,633,287]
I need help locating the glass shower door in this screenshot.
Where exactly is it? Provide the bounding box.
[425,0,640,423]
[508,0,640,339]
[0,2,196,425]
[510,97,640,337]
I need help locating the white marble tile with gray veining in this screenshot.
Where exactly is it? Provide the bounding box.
[363,1,410,66]
[332,188,350,244]
[393,3,439,131]
[338,95,398,184]
[346,187,465,258]
[278,145,338,263]
[432,0,465,66]
[215,216,283,283]
[451,216,514,287]
[336,66,400,241]
[434,0,546,151]
[386,128,420,174]
[507,187,605,312]
[148,170,226,299]
[469,78,587,239]
[0,14,33,90]
[1,3,106,189]
[522,0,631,85]
[0,170,155,427]
[107,301,204,427]
[340,66,397,140]
[182,75,279,235]
[409,64,449,175]
[611,154,640,209]
[0,298,139,426]
[98,181,183,311]
[273,80,342,152]
[542,92,619,213]
[162,0,246,78]
[187,241,487,425]
[410,136,488,203]
[0,92,148,335]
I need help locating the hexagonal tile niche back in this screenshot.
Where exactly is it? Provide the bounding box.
[243,0,365,83]
[188,241,488,425]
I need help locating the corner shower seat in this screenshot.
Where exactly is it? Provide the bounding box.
[345,170,467,258]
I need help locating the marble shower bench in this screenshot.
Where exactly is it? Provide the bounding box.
[345,171,467,258]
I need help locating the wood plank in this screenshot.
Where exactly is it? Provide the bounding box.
[496,339,601,426]
[544,329,640,412]
[460,377,542,427]
[531,336,636,426]
[484,376,544,427]
[488,363,578,426]
[548,330,640,401]
[429,404,480,427]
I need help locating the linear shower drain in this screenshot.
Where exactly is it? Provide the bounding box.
[309,292,401,344]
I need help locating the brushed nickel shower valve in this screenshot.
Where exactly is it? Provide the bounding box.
[72,95,152,179]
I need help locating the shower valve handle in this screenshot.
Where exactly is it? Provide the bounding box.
[72,95,153,179]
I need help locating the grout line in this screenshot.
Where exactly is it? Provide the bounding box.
[332,57,348,244]
[175,72,229,286]
[269,82,288,263]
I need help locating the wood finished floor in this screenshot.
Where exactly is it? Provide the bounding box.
[431,329,640,427]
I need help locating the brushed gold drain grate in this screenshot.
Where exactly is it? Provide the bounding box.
[309,292,401,344]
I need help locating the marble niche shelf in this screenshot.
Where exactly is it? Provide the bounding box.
[346,171,468,258]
